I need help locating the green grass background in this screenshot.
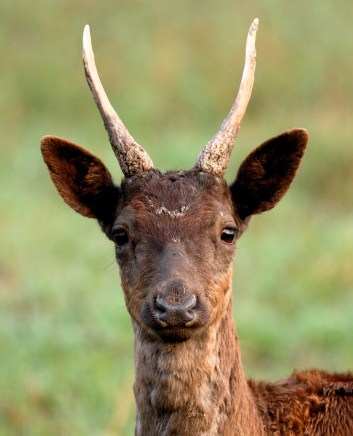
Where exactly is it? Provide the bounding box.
[1,0,353,434]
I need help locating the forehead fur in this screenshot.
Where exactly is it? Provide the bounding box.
[116,169,237,243]
[120,169,231,212]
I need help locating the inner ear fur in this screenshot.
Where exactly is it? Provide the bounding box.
[230,128,308,219]
[41,136,120,222]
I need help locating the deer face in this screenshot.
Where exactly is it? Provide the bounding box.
[111,170,246,341]
[41,129,307,342]
[40,22,308,343]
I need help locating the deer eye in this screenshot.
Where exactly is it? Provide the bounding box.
[220,228,237,244]
[113,229,129,246]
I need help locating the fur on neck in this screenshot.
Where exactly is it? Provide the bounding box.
[133,300,264,436]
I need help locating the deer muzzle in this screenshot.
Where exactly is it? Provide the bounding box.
[155,283,197,328]
[141,278,210,342]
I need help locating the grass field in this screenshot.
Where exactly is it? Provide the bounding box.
[1,1,353,434]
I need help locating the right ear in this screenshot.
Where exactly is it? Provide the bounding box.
[41,136,120,223]
[230,128,308,220]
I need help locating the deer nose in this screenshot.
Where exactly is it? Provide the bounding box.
[155,283,197,328]
[155,295,197,327]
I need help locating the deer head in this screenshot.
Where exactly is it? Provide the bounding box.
[41,20,308,343]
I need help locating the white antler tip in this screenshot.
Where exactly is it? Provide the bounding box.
[249,18,259,35]
[83,25,92,55]
[83,24,90,36]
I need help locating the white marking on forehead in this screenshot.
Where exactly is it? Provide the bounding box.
[155,205,190,218]
[147,197,190,219]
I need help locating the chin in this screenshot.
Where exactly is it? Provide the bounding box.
[155,327,201,343]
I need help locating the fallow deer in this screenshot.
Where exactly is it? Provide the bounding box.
[41,19,353,435]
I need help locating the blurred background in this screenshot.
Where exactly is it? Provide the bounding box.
[1,0,353,434]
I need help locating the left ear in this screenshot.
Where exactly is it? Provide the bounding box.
[41,135,120,224]
[230,128,308,219]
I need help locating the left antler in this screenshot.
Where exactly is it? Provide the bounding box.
[83,25,153,177]
[195,18,259,177]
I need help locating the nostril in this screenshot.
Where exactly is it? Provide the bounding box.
[156,297,167,313]
[183,295,197,311]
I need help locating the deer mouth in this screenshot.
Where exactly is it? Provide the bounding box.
[142,311,208,342]
[154,326,201,343]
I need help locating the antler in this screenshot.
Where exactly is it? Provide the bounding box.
[83,25,153,177]
[195,18,259,177]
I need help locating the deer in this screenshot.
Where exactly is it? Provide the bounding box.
[41,19,353,435]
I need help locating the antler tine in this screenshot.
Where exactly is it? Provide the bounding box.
[195,18,259,177]
[83,25,153,177]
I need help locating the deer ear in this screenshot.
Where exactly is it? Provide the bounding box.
[230,128,308,219]
[41,136,120,222]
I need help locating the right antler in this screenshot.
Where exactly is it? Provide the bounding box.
[83,25,153,178]
[195,18,259,177]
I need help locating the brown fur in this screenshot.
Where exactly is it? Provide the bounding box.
[41,129,353,435]
[250,370,353,435]
[40,136,120,221]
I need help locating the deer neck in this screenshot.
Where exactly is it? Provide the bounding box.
[133,297,264,436]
